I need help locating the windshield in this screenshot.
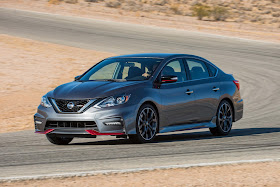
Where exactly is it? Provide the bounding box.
[79,58,162,81]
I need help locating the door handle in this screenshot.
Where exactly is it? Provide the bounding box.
[212,87,220,92]
[185,89,194,95]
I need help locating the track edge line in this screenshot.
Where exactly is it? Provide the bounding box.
[1,158,279,182]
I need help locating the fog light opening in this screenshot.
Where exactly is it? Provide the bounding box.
[35,120,42,125]
[104,122,122,126]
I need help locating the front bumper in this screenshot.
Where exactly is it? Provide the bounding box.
[34,103,137,136]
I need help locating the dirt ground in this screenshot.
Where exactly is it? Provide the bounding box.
[0,0,279,43]
[0,34,113,133]
[1,162,280,187]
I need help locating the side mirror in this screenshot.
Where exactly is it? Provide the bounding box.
[74,75,81,81]
[161,75,178,83]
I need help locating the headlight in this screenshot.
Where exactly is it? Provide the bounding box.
[95,94,131,108]
[40,95,51,108]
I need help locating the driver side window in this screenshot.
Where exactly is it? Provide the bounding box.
[162,59,187,82]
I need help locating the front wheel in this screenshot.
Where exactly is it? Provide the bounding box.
[46,134,73,145]
[129,104,158,143]
[210,100,233,136]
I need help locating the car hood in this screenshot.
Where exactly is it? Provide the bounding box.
[50,81,144,100]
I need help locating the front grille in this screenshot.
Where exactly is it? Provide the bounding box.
[46,121,98,130]
[54,99,90,112]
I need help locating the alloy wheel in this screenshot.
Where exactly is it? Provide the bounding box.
[217,102,233,132]
[138,107,158,141]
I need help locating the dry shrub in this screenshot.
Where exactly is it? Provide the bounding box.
[191,3,230,21]
[191,3,211,20]
[49,0,78,4]
[251,15,261,22]
[270,0,280,3]
[48,0,63,5]
[65,0,78,3]
[272,12,280,17]
[126,0,136,6]
[153,0,167,6]
[84,0,100,2]
[105,0,121,8]
[211,6,229,21]
[170,3,182,15]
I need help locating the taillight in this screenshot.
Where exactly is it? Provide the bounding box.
[233,80,240,90]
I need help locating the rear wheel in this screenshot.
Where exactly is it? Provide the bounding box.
[46,134,73,145]
[129,104,158,143]
[210,100,233,136]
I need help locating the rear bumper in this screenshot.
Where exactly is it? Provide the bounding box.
[234,99,243,122]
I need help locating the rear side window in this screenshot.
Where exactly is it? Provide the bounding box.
[208,64,217,77]
[186,59,210,80]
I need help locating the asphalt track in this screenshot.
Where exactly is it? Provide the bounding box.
[0,8,279,179]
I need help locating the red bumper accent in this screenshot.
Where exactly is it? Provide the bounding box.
[35,129,54,134]
[86,130,124,136]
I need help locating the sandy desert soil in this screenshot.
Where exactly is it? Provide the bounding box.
[0,0,279,43]
[0,34,113,133]
[1,162,280,187]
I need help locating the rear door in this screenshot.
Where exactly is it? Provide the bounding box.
[184,58,220,122]
[159,58,198,126]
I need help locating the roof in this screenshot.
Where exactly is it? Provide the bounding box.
[108,53,196,59]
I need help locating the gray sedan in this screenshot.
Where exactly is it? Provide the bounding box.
[34,53,243,144]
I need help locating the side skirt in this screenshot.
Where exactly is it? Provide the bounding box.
[159,117,216,133]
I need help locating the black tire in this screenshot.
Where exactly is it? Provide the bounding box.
[129,104,158,144]
[210,100,233,136]
[46,134,73,145]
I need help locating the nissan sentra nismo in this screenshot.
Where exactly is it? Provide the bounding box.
[34,53,243,144]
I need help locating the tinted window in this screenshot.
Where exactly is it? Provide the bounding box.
[89,62,118,80]
[121,61,141,79]
[80,58,162,81]
[162,59,187,82]
[208,64,217,77]
[186,59,210,80]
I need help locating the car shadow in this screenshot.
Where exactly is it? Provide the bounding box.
[70,127,280,145]
[155,127,280,143]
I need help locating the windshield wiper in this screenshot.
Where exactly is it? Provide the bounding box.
[85,79,127,82]
[101,79,117,82]
[98,79,127,82]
